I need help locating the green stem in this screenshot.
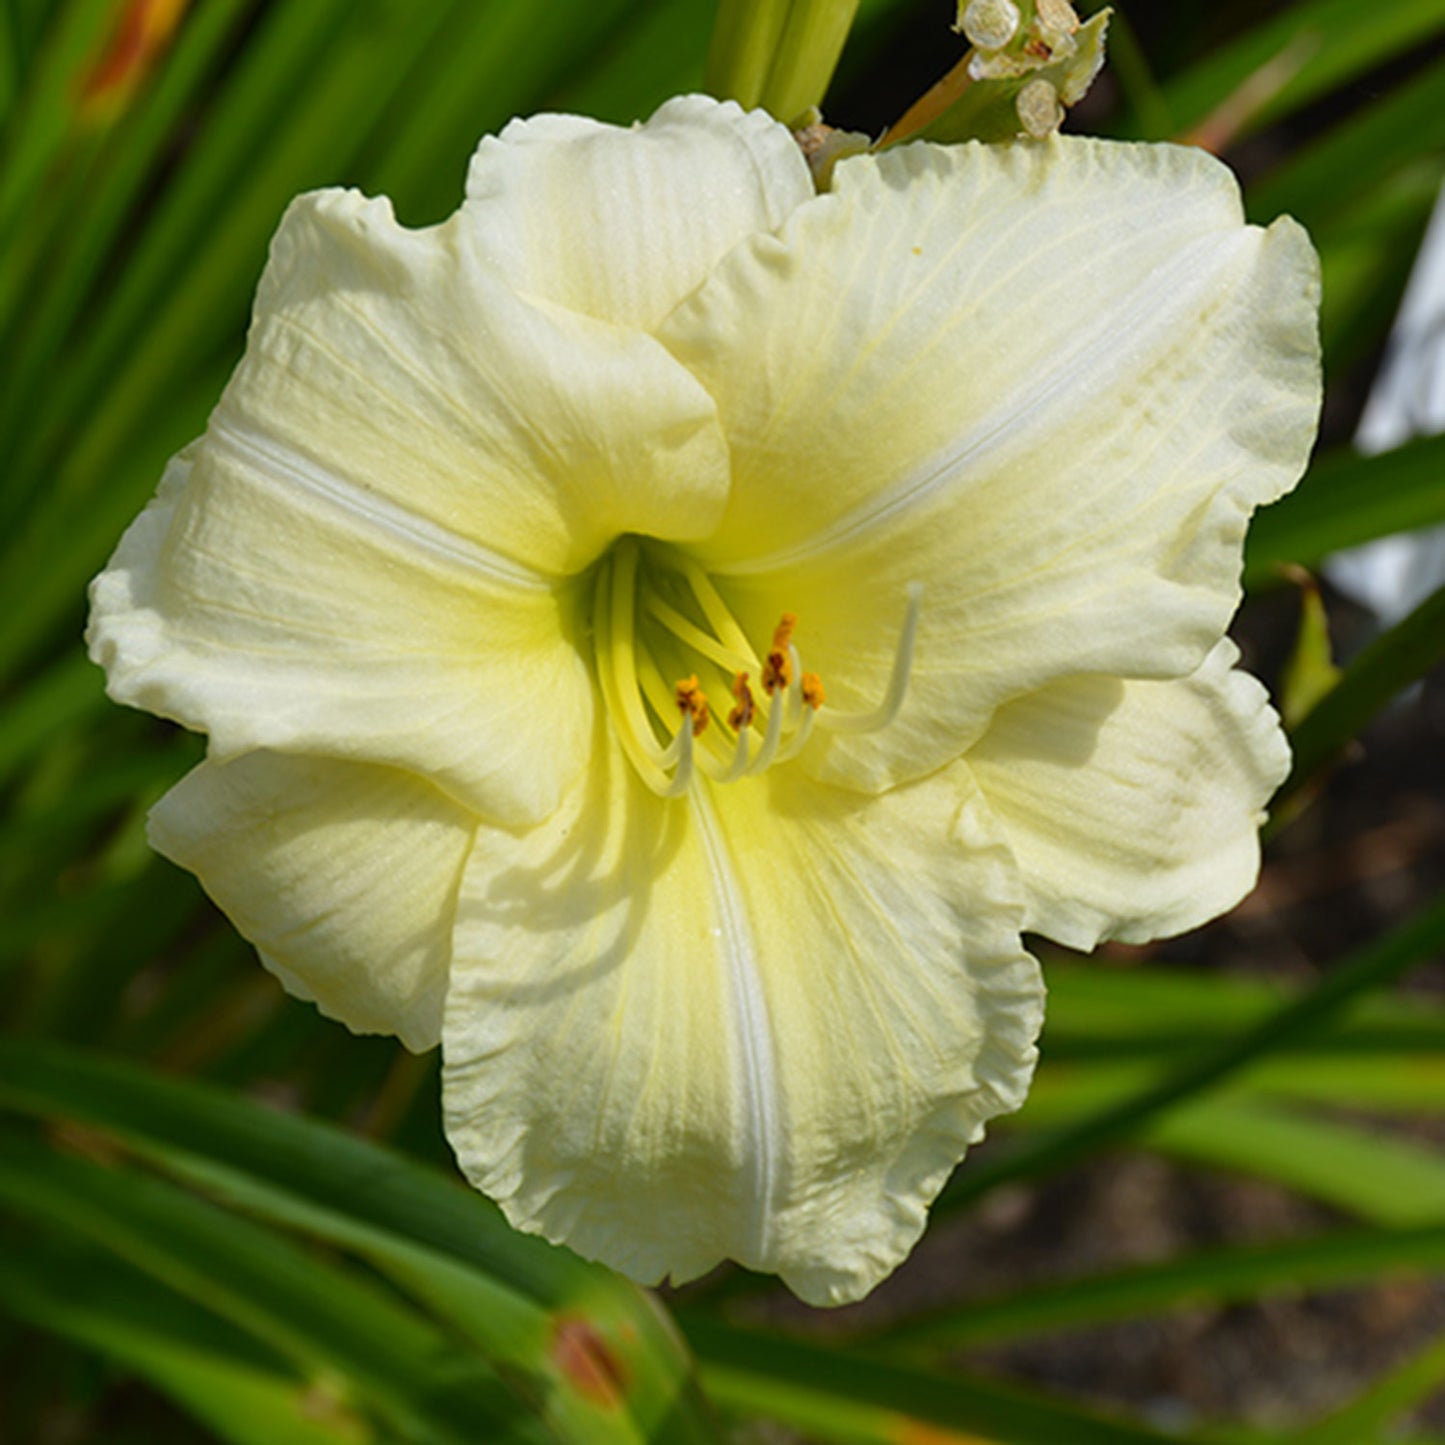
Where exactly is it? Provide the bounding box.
[705,0,860,122]
[705,0,792,109]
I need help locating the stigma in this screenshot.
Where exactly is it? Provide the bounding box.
[592,538,921,798]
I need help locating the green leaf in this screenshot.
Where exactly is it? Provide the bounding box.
[0,0,113,245]
[0,1132,542,1444]
[0,1235,371,1444]
[938,894,1445,1213]
[1026,1052,1445,1117]
[874,1223,1445,1352]
[1157,0,1445,140]
[1244,436,1445,590]
[1280,572,1341,728]
[0,1040,718,1445]
[1297,1330,1445,1444]
[1247,53,1445,230]
[0,650,104,790]
[1148,1098,1445,1227]
[684,1316,1220,1445]
[1042,959,1445,1058]
[1280,581,1445,805]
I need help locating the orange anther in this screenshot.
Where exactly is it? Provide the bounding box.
[771,613,797,651]
[761,648,793,695]
[727,672,756,731]
[801,673,826,709]
[674,676,710,735]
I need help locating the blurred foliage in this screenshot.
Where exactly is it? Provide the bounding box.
[2,1,1444,1441]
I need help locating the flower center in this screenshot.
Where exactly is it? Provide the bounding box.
[591,537,921,798]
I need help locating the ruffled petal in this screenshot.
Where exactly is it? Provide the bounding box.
[149,753,475,1051]
[87,447,592,827]
[967,639,1290,949]
[659,137,1321,792]
[465,95,814,330]
[441,735,1042,1305]
[217,186,731,576]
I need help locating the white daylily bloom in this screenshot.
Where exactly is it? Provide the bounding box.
[87,96,1320,1305]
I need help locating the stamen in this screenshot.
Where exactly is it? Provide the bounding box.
[596,537,920,796]
[727,672,756,731]
[593,542,680,795]
[744,671,789,776]
[815,582,922,735]
[645,592,752,674]
[761,613,797,694]
[677,556,760,667]
[675,675,710,736]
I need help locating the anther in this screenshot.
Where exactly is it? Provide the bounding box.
[761,613,797,694]
[727,672,756,731]
[675,676,710,736]
[801,673,826,709]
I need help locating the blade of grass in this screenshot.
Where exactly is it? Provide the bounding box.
[360,0,642,222]
[1158,0,1445,140]
[0,650,105,788]
[549,0,711,125]
[0,0,257,457]
[1246,53,1445,230]
[0,0,114,243]
[684,1316,1226,1445]
[1042,959,1445,1058]
[1278,580,1445,806]
[0,1133,544,1445]
[1148,1097,1445,1227]
[0,1236,371,1444]
[1244,436,1445,590]
[1297,1330,1445,1445]
[1023,1052,1445,1120]
[0,1040,719,1444]
[870,1223,1445,1352]
[937,893,1445,1214]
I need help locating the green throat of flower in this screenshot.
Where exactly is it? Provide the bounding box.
[592,536,922,797]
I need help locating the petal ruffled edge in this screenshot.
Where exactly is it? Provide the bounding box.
[464,94,815,330]
[658,136,1320,795]
[441,728,1043,1306]
[967,639,1290,950]
[149,751,475,1051]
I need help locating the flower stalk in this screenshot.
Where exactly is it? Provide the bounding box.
[706,0,861,124]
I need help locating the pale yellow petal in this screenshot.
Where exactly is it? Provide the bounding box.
[659,138,1320,792]
[87,447,592,827]
[222,186,730,576]
[442,735,1041,1305]
[464,95,814,329]
[149,753,475,1051]
[967,639,1290,949]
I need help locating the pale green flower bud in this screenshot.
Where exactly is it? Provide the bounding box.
[959,0,1021,51]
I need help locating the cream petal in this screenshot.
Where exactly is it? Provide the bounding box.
[149,753,475,1051]
[967,639,1290,950]
[464,95,815,330]
[441,735,1042,1305]
[659,138,1321,791]
[87,447,593,827]
[220,186,731,576]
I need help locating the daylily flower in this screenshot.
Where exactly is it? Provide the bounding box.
[87,96,1320,1304]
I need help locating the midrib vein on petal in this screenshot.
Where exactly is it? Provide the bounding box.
[210,419,550,592]
[715,234,1246,578]
[689,785,779,1259]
